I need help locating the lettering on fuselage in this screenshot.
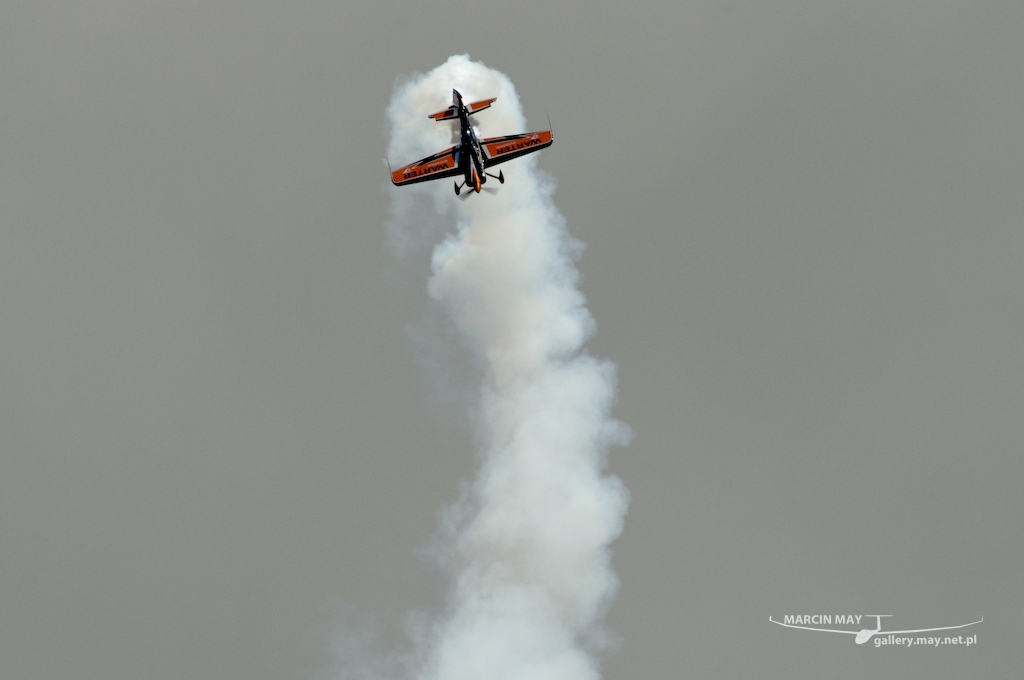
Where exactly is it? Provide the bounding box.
[404,160,450,179]
[493,135,542,155]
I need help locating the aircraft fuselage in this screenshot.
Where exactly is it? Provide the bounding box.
[454,92,487,193]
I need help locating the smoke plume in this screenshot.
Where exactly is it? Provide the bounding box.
[384,55,629,680]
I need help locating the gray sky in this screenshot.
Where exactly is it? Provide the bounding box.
[1,2,1021,679]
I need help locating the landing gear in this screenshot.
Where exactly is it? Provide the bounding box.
[454,181,462,195]
[485,171,504,184]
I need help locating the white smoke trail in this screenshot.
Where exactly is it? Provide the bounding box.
[385,55,629,680]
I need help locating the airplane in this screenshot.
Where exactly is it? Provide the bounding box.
[768,614,983,645]
[389,89,553,196]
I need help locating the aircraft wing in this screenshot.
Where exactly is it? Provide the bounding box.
[482,131,553,168]
[768,618,857,635]
[391,146,461,186]
[886,620,984,635]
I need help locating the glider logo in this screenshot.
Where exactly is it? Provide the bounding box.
[769,614,982,647]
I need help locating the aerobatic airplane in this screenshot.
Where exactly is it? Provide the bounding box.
[389,89,552,195]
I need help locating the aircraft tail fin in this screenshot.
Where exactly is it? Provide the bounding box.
[428,89,463,121]
[429,90,495,120]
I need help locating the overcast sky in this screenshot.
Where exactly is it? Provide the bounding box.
[0,2,1021,679]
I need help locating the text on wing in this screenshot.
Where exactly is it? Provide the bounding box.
[493,135,543,155]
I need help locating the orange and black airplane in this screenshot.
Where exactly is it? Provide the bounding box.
[390,89,552,195]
